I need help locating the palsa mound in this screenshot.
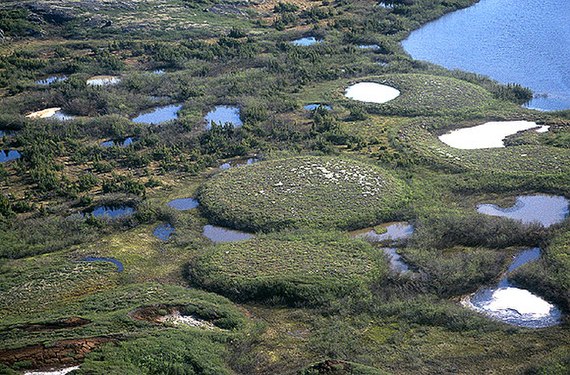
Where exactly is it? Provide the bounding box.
[189,231,386,305]
[198,156,408,232]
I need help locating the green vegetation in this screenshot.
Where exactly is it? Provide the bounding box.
[190,231,386,305]
[346,74,495,116]
[0,0,568,373]
[198,156,409,232]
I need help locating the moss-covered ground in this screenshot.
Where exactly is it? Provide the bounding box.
[198,156,409,232]
[0,0,569,374]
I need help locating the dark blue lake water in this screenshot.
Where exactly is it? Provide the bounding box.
[402,0,570,111]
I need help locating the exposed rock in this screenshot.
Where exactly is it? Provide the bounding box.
[0,337,113,369]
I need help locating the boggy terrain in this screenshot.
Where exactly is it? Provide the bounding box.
[0,0,569,374]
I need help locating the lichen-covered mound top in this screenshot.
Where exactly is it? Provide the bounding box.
[198,156,408,232]
[189,231,386,305]
[350,74,494,116]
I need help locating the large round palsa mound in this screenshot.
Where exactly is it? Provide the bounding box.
[349,74,494,116]
[189,231,386,305]
[198,156,408,232]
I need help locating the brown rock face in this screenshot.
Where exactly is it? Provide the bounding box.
[0,337,113,369]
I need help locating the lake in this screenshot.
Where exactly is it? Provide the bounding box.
[402,0,570,111]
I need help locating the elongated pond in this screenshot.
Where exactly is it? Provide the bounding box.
[439,121,549,149]
[83,257,124,272]
[477,194,569,227]
[132,104,182,125]
[291,37,322,46]
[402,0,570,111]
[86,205,135,219]
[167,198,199,211]
[202,225,253,244]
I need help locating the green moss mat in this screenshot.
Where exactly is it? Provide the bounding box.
[198,156,409,232]
[190,231,387,304]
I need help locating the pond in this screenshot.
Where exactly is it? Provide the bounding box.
[402,0,570,111]
[86,205,135,219]
[204,106,242,129]
[382,248,410,274]
[439,121,549,149]
[86,75,121,86]
[153,223,175,241]
[345,82,400,104]
[167,197,199,211]
[477,194,569,227]
[219,157,259,170]
[0,150,21,163]
[464,247,562,328]
[100,137,134,148]
[82,257,124,272]
[132,104,182,125]
[352,222,414,243]
[36,76,67,85]
[358,44,380,50]
[25,108,75,121]
[291,37,322,46]
[304,103,332,111]
[202,225,254,244]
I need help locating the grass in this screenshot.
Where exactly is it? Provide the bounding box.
[189,231,387,305]
[198,155,410,232]
[342,74,496,117]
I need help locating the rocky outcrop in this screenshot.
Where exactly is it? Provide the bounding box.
[0,337,113,369]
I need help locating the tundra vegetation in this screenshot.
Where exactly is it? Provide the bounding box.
[0,0,568,374]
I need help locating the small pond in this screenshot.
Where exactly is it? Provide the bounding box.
[202,225,254,244]
[26,108,75,121]
[304,103,332,111]
[86,205,135,219]
[100,137,134,148]
[83,257,124,272]
[477,194,569,228]
[204,106,242,129]
[358,44,380,50]
[87,75,121,86]
[167,197,199,211]
[24,365,80,375]
[464,247,561,328]
[132,104,182,125]
[439,121,549,149]
[153,223,175,241]
[153,69,165,75]
[345,82,400,104]
[219,157,259,170]
[0,150,21,163]
[382,248,410,274]
[36,76,67,85]
[352,222,414,243]
[291,37,322,46]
